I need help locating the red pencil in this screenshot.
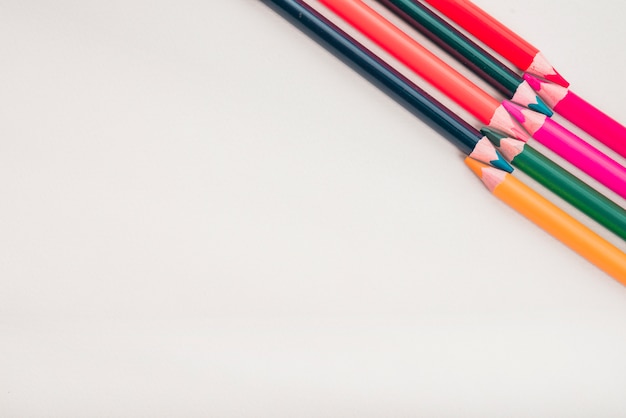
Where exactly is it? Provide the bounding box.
[422,0,569,87]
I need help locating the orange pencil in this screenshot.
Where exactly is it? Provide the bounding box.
[466,157,626,286]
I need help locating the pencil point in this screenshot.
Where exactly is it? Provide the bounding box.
[523,73,544,91]
[489,104,531,142]
[482,128,525,161]
[502,100,546,136]
[464,156,487,178]
[527,51,569,88]
[470,137,514,173]
[480,127,507,147]
[501,100,524,122]
[464,157,507,192]
[522,73,568,108]
[512,81,553,117]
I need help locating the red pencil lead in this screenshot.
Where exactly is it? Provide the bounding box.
[526,52,569,88]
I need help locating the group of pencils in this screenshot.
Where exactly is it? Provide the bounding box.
[261,0,626,285]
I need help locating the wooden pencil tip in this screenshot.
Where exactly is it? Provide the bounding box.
[471,137,514,173]
[527,51,569,88]
[464,156,487,179]
[522,73,568,108]
[543,70,570,89]
[480,127,508,147]
[514,81,553,117]
[523,72,545,89]
[502,100,545,135]
[501,99,522,117]
[464,156,508,192]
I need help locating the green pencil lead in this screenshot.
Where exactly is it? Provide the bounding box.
[480,127,509,147]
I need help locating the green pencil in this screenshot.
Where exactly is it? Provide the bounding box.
[481,127,626,241]
[377,0,533,101]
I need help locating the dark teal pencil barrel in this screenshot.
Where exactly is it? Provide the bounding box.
[379,0,522,96]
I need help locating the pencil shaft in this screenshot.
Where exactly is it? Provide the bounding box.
[318,0,500,124]
[512,146,626,241]
[423,0,537,70]
[522,74,626,159]
[483,128,626,241]
[262,0,482,154]
[554,92,626,159]
[503,100,626,200]
[466,158,626,285]
[423,0,568,86]
[495,173,626,284]
[533,118,626,200]
[377,0,521,96]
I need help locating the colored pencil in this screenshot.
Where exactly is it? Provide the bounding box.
[377,0,626,160]
[261,0,511,170]
[263,0,626,240]
[502,100,626,200]
[481,127,626,241]
[318,0,626,201]
[376,0,531,100]
[524,73,626,159]
[423,0,569,87]
[465,157,626,285]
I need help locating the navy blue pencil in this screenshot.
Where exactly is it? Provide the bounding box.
[261,0,512,172]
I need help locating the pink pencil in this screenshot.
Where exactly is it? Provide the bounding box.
[524,73,626,159]
[503,100,626,200]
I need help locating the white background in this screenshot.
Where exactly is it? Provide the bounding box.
[2,0,626,416]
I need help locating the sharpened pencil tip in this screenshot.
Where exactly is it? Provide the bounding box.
[492,151,513,173]
[501,100,521,118]
[481,127,508,147]
[513,81,553,117]
[502,100,546,136]
[522,73,544,90]
[527,51,569,88]
[481,127,524,161]
[542,69,569,89]
[528,95,553,117]
[464,156,508,192]
[470,137,514,173]
[464,156,487,179]
[522,73,568,108]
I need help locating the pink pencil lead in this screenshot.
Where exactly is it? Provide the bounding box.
[522,73,567,108]
[501,100,545,136]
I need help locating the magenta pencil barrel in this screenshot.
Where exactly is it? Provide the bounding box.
[534,118,626,200]
[555,91,626,159]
